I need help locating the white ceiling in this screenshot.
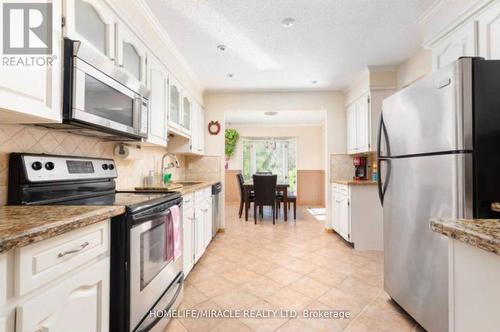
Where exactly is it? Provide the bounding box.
[225,110,325,126]
[145,0,435,91]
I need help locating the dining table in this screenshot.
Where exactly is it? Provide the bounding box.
[242,181,290,221]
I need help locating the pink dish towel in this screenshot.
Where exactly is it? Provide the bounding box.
[170,205,182,260]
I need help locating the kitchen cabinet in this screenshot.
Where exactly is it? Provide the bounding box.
[16,258,109,332]
[145,54,168,146]
[346,91,391,155]
[167,100,205,155]
[168,77,183,134]
[182,95,192,135]
[1,221,110,332]
[194,207,205,262]
[0,0,62,124]
[331,183,382,250]
[116,23,147,83]
[478,1,500,59]
[432,21,478,70]
[182,194,195,276]
[203,195,213,247]
[63,0,116,62]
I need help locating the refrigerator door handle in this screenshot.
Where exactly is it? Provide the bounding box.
[377,158,391,206]
[377,114,391,158]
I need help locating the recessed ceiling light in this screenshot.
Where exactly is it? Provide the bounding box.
[264,111,278,116]
[281,18,295,28]
[217,44,226,51]
[227,73,234,78]
[312,80,318,84]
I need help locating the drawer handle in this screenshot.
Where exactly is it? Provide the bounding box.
[201,208,209,212]
[57,241,90,258]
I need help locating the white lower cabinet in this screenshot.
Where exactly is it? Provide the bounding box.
[182,194,195,276]
[182,188,214,277]
[16,258,109,332]
[331,183,383,250]
[1,221,110,332]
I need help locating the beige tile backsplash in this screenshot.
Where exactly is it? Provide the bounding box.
[330,154,354,181]
[0,124,220,206]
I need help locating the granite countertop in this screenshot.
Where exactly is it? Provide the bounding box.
[0,205,125,254]
[134,180,219,195]
[430,218,500,255]
[332,179,377,186]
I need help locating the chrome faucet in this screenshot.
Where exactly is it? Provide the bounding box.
[161,153,180,175]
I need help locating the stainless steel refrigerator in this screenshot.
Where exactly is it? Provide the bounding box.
[377,57,500,332]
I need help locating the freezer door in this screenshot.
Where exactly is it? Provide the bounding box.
[383,153,471,332]
[380,58,473,157]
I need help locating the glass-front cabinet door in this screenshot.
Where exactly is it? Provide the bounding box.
[169,78,181,129]
[116,24,147,84]
[182,95,191,134]
[63,0,116,62]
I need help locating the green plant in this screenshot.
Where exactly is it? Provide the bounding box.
[225,129,240,158]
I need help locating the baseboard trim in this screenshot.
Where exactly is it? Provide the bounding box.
[217,228,225,233]
[324,228,335,233]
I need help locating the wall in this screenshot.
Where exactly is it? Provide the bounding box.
[0,124,188,206]
[226,124,325,170]
[397,48,433,89]
[203,91,345,228]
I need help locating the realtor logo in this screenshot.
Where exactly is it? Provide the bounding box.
[2,3,52,54]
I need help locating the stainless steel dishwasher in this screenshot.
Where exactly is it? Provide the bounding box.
[211,182,222,237]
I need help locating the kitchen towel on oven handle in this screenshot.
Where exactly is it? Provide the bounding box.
[169,205,182,260]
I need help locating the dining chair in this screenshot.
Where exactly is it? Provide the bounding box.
[277,193,297,219]
[252,174,278,224]
[237,173,254,218]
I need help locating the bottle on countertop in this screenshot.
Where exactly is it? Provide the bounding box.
[145,170,155,187]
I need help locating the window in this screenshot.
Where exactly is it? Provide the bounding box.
[242,138,297,194]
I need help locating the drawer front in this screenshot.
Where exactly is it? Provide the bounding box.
[0,253,6,306]
[183,193,194,211]
[332,184,339,193]
[15,221,109,297]
[338,185,348,195]
[204,187,212,199]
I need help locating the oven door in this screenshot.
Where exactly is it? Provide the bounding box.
[72,58,148,138]
[129,209,183,331]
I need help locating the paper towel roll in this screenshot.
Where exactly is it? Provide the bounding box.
[114,144,143,160]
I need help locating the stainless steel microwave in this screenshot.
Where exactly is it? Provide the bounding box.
[44,39,149,141]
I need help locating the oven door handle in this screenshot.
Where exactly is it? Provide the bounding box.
[133,273,184,332]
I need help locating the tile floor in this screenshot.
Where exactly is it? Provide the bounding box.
[165,204,424,332]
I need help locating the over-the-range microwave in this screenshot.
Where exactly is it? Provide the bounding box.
[42,38,149,141]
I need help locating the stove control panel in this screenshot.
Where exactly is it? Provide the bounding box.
[22,155,118,182]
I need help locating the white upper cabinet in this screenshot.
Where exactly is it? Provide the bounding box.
[478,1,500,59]
[346,90,391,155]
[0,0,62,123]
[432,21,478,70]
[116,24,147,83]
[63,0,116,62]
[182,95,192,135]
[168,77,182,131]
[346,104,357,154]
[146,54,168,146]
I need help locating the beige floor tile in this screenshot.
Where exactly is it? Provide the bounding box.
[265,287,314,311]
[307,268,348,288]
[299,300,352,332]
[275,319,313,332]
[289,275,331,299]
[193,275,238,298]
[178,284,209,310]
[222,266,261,285]
[163,319,188,332]
[317,287,370,317]
[178,300,223,332]
[239,300,289,332]
[185,265,216,284]
[280,257,318,274]
[209,319,253,332]
[265,267,303,286]
[211,290,259,310]
[240,275,284,299]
